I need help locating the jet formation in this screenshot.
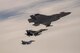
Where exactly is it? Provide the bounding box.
[21,12,71,45]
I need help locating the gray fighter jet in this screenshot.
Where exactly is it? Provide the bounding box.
[21,40,35,45]
[25,29,48,37]
[28,12,71,27]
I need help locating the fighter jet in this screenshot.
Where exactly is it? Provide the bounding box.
[21,40,35,45]
[25,29,48,37]
[28,12,71,27]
